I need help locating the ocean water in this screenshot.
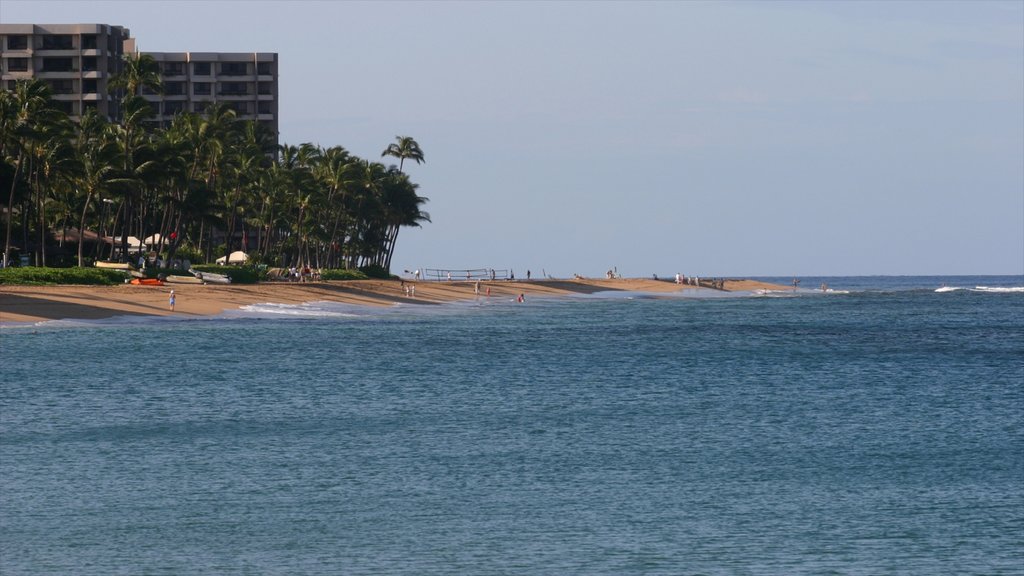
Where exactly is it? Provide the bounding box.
[1,275,1022,574]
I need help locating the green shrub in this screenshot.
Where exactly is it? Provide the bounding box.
[191,264,263,284]
[172,245,203,264]
[320,268,370,281]
[0,266,127,285]
[357,264,393,279]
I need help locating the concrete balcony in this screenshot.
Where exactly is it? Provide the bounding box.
[36,70,80,79]
[217,92,253,100]
[35,48,78,57]
[217,74,255,82]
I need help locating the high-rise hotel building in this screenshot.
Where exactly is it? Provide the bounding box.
[0,23,279,142]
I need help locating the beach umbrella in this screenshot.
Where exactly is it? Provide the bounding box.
[215,251,249,265]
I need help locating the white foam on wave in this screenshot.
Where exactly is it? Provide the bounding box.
[935,286,1023,293]
[973,286,1024,293]
[236,301,363,318]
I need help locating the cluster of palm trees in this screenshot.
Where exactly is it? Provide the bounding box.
[0,54,429,273]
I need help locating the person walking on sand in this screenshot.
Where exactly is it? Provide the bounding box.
[474,281,480,295]
[169,290,176,312]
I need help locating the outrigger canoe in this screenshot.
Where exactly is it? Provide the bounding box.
[192,270,231,284]
[95,261,135,270]
[165,275,204,285]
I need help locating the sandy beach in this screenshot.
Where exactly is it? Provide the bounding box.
[0,277,787,324]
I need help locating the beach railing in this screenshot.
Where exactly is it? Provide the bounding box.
[424,268,509,281]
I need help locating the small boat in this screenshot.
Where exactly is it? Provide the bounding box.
[192,270,231,284]
[164,275,204,285]
[130,278,165,286]
[95,261,135,270]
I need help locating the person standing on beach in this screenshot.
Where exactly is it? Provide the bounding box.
[169,290,176,312]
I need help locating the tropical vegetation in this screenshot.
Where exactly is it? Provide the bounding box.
[0,56,429,276]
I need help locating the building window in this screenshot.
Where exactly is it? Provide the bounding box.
[258,101,273,115]
[83,101,99,114]
[83,79,98,94]
[7,58,29,72]
[220,62,248,76]
[219,81,249,96]
[41,35,74,50]
[6,80,17,90]
[227,101,250,114]
[82,56,98,72]
[164,101,186,116]
[192,61,211,76]
[193,101,210,113]
[164,81,186,96]
[257,62,272,76]
[257,82,273,95]
[52,100,74,115]
[49,79,75,95]
[7,35,28,50]
[163,62,185,76]
[82,35,98,50]
[193,82,212,96]
[41,57,75,72]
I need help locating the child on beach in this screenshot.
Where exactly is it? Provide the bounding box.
[169,290,176,311]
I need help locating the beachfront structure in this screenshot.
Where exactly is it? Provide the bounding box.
[0,24,131,120]
[0,23,279,142]
[140,51,279,138]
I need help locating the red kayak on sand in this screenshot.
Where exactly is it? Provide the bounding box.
[130,278,165,286]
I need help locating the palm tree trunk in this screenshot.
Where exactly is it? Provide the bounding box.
[4,151,24,267]
[77,189,93,267]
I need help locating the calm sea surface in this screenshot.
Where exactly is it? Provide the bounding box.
[2,276,1022,574]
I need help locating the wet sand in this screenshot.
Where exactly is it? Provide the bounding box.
[0,277,787,324]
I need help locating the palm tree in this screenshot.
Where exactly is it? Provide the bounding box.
[108,95,160,261]
[108,53,163,98]
[377,169,430,272]
[2,79,63,266]
[73,110,119,266]
[381,135,425,173]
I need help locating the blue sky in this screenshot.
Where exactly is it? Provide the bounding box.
[6,1,1022,276]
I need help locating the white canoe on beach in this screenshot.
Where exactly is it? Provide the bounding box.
[165,275,205,285]
[192,270,231,284]
[95,261,134,270]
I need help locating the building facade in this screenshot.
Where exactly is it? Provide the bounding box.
[141,51,279,138]
[0,23,279,143]
[0,23,130,120]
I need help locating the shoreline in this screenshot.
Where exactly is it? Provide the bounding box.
[0,278,788,325]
